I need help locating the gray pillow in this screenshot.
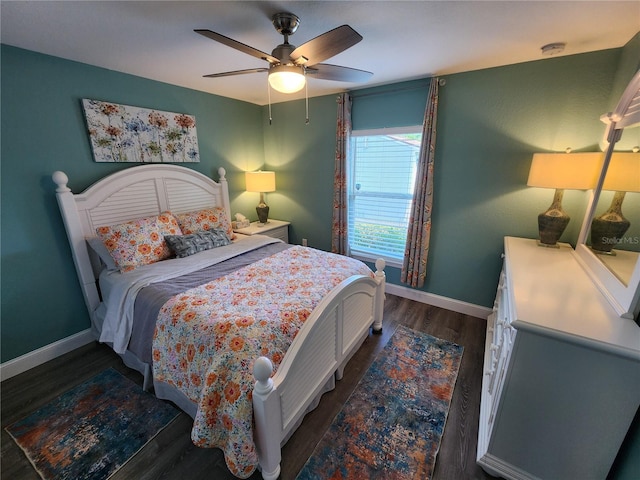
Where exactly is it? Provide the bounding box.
[164,229,231,258]
[86,236,118,271]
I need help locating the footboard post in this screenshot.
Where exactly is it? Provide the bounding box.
[253,357,282,480]
[373,258,386,334]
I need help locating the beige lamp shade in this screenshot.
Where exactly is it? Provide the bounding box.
[527,152,602,190]
[601,153,640,192]
[245,171,276,193]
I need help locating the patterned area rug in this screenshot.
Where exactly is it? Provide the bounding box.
[6,368,179,480]
[296,325,464,480]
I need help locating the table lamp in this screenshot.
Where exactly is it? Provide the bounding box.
[590,152,640,254]
[245,171,276,225]
[527,152,601,247]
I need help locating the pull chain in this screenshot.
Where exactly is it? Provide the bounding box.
[268,78,273,125]
[305,71,309,125]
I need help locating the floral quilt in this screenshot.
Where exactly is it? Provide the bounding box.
[152,246,373,478]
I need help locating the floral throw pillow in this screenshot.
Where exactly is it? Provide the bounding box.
[96,211,182,273]
[174,207,236,240]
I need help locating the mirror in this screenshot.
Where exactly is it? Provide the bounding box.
[575,70,640,320]
[589,172,639,287]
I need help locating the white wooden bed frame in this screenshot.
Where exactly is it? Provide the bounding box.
[52,164,385,480]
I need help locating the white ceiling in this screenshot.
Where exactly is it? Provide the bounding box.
[2,1,639,105]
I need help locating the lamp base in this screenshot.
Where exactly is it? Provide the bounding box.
[536,189,569,248]
[536,238,562,249]
[256,202,270,225]
[590,191,629,255]
[537,213,569,247]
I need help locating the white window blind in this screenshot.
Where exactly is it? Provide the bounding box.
[347,127,422,265]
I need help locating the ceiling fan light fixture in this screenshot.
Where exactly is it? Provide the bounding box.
[268,65,306,93]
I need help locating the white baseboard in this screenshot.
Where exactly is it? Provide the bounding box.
[1,329,94,381]
[477,452,540,480]
[1,288,488,382]
[385,283,492,320]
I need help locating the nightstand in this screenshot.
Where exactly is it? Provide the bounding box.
[234,219,290,243]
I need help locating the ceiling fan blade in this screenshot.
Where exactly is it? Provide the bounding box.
[290,25,363,66]
[305,64,372,82]
[195,29,280,64]
[203,68,269,78]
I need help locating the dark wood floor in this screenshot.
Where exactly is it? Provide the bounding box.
[1,294,497,480]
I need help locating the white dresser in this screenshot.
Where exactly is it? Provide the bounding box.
[477,236,640,480]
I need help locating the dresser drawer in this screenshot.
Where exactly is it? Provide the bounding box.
[265,225,289,243]
[478,237,640,480]
[234,220,290,243]
[484,263,517,432]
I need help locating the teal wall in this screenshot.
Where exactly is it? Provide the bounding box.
[261,96,339,250]
[1,33,638,480]
[1,45,264,362]
[1,38,638,362]
[261,49,630,307]
[424,51,620,305]
[609,32,640,125]
[257,41,638,478]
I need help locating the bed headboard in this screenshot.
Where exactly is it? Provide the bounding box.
[52,164,231,319]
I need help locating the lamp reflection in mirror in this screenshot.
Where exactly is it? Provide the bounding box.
[527,152,601,247]
[590,152,640,254]
[245,171,276,225]
[268,65,306,93]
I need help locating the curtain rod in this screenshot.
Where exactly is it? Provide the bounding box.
[348,77,445,99]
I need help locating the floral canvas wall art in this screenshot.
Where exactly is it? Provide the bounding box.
[82,99,200,163]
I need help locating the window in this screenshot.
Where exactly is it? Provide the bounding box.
[347,126,422,266]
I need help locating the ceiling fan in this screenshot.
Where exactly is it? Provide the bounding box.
[195,12,372,94]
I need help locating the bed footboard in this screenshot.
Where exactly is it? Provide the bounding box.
[252,259,385,480]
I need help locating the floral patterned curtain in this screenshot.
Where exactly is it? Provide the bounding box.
[401,77,439,288]
[331,93,352,255]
